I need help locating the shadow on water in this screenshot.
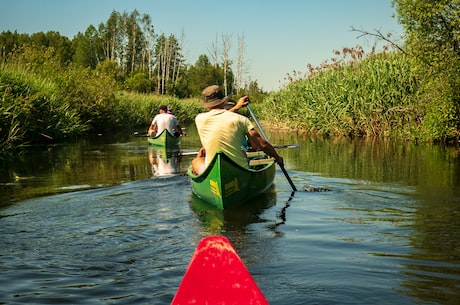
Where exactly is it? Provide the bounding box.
[189,184,277,235]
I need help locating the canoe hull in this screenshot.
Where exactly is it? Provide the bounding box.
[187,151,275,209]
[171,236,269,305]
[147,129,180,147]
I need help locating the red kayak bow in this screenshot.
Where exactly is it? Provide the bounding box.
[171,235,269,304]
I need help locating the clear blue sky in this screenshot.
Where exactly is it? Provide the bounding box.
[0,0,402,91]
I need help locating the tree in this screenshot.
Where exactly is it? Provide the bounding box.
[124,72,153,93]
[29,31,73,65]
[0,30,30,61]
[393,0,459,66]
[393,0,460,140]
[122,10,147,74]
[140,14,156,78]
[154,33,185,95]
[234,34,247,95]
[98,10,121,62]
[209,34,219,68]
[73,25,103,68]
[187,54,224,96]
[221,33,232,96]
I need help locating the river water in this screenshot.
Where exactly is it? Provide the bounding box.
[0,125,459,305]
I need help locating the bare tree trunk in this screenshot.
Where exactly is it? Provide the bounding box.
[148,49,152,78]
[156,44,162,94]
[131,22,137,73]
[235,34,246,95]
[164,40,171,93]
[171,49,178,83]
[209,34,219,68]
[175,31,185,82]
[140,14,155,78]
[161,42,168,94]
[110,28,116,61]
[221,33,232,96]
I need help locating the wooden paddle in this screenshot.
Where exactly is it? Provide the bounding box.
[133,131,149,137]
[273,144,300,149]
[247,105,298,192]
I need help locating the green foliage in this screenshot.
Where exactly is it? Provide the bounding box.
[53,66,119,132]
[29,31,73,64]
[0,39,205,159]
[393,0,459,66]
[393,0,460,140]
[115,91,202,128]
[124,73,154,93]
[187,55,226,96]
[95,59,124,82]
[0,9,254,98]
[257,50,424,139]
[0,65,86,159]
[72,25,104,69]
[166,76,192,98]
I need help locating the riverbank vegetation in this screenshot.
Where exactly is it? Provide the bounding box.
[258,0,459,142]
[1,1,459,160]
[0,60,203,159]
[258,47,424,139]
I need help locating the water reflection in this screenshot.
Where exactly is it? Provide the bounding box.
[267,191,295,237]
[148,147,182,177]
[1,129,459,304]
[399,193,460,304]
[189,185,277,235]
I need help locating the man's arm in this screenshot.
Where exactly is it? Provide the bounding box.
[228,96,250,113]
[247,129,284,165]
[174,123,183,135]
[148,123,158,136]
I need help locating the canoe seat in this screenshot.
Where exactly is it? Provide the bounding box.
[247,151,273,169]
[247,151,266,158]
[249,158,274,165]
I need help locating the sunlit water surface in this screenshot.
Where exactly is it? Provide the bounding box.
[1,129,459,304]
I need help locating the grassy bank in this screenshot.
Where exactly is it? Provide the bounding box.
[2,47,459,160]
[0,64,202,160]
[257,49,458,142]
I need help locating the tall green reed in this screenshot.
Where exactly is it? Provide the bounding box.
[116,91,202,131]
[0,65,87,159]
[258,48,424,140]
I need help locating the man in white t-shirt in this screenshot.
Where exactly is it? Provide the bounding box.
[191,85,283,175]
[148,105,183,137]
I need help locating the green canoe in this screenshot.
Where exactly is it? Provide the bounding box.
[187,151,276,209]
[147,129,180,147]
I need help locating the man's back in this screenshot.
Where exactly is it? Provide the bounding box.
[153,113,178,135]
[195,109,254,169]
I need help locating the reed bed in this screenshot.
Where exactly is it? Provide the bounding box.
[257,50,422,139]
[116,91,202,129]
[1,46,457,159]
[0,66,86,159]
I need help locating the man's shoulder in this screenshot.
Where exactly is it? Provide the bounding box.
[159,113,174,119]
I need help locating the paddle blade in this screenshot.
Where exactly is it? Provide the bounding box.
[171,236,269,305]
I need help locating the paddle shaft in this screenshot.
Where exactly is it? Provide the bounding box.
[247,105,298,192]
[180,144,297,157]
[133,127,186,137]
[133,131,149,137]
